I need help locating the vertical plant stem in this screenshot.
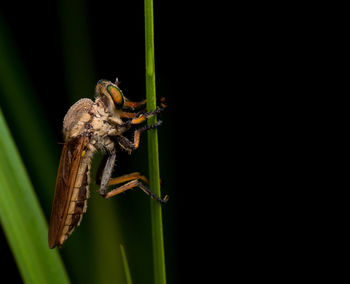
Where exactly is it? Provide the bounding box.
[144,1,167,284]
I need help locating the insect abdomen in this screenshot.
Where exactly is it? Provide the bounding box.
[59,151,92,244]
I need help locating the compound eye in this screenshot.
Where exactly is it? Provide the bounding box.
[107,84,124,109]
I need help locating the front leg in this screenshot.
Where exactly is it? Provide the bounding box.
[122,97,167,111]
[121,107,164,126]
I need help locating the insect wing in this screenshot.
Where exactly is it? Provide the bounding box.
[48,136,89,248]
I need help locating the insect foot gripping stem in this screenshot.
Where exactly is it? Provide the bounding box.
[138,120,163,133]
[122,107,165,127]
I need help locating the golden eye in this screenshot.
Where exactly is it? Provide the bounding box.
[106,84,124,109]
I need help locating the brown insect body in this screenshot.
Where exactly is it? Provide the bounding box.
[49,79,167,249]
[49,81,129,248]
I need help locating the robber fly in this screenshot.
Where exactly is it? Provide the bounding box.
[48,78,167,249]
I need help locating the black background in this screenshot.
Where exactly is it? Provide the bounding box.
[1,1,320,282]
[0,0,228,283]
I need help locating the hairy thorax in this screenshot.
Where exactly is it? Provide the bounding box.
[62,98,125,154]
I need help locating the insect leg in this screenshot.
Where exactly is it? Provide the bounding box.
[108,172,163,192]
[131,121,162,149]
[158,97,167,109]
[123,99,147,110]
[95,155,108,185]
[104,179,168,204]
[116,120,162,153]
[99,153,116,196]
[122,107,164,126]
[123,97,167,111]
[119,112,138,119]
[108,172,149,185]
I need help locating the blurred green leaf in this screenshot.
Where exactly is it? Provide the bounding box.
[0,108,70,284]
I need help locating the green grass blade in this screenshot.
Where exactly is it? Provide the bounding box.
[144,1,167,284]
[0,108,70,284]
[120,244,133,284]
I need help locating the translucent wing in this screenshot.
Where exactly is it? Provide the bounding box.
[48,136,89,248]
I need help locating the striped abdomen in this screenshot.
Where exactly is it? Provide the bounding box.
[59,150,92,244]
[48,135,93,248]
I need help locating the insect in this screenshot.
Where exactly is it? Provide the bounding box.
[48,78,168,249]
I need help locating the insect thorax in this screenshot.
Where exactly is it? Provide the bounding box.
[62,98,124,154]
